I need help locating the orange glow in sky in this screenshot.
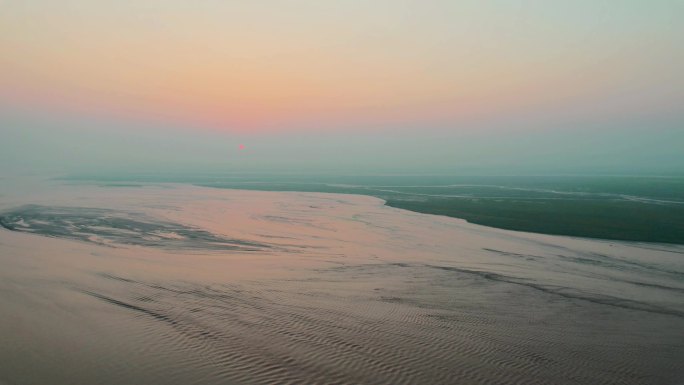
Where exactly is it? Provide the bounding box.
[1,1,682,133]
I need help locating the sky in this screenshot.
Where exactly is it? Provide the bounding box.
[1,1,683,175]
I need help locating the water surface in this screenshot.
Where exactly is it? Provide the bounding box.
[1,179,682,384]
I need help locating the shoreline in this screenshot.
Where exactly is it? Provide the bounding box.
[48,175,684,245]
[197,184,684,246]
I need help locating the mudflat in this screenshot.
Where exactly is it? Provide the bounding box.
[1,180,683,384]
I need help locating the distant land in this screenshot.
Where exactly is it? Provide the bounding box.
[65,174,684,245]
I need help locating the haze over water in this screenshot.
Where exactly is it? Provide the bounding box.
[1,1,684,384]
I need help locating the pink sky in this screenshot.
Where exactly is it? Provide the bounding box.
[1,1,682,134]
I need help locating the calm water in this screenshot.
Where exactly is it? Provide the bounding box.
[67,173,684,244]
[1,179,683,384]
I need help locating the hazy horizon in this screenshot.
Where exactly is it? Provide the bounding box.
[3,3,684,384]
[2,110,683,176]
[2,1,683,176]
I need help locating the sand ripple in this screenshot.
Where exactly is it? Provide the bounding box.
[74,263,684,385]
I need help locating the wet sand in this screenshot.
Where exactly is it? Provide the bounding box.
[1,180,683,384]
